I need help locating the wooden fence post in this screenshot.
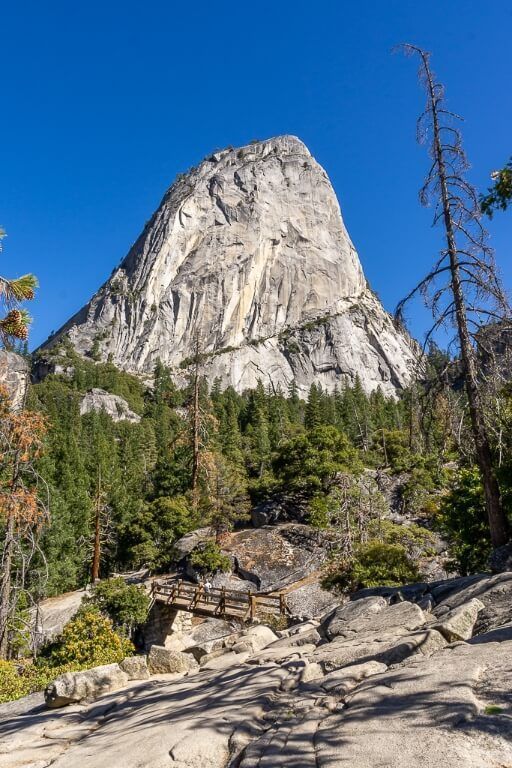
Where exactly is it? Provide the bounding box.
[250,595,257,622]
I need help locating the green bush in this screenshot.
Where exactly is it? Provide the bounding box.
[272,426,362,496]
[189,541,231,573]
[0,608,134,704]
[370,519,436,559]
[437,467,491,574]
[400,466,438,515]
[0,660,78,704]
[322,541,421,592]
[40,608,134,668]
[86,578,150,634]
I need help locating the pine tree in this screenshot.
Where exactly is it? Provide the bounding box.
[0,236,37,348]
[245,381,271,477]
[305,384,322,430]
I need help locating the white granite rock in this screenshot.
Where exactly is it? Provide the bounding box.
[43,136,419,397]
[44,664,129,707]
[79,388,140,422]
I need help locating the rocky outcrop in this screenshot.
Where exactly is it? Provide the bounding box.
[32,589,86,648]
[119,655,150,681]
[40,136,419,397]
[147,646,199,675]
[4,571,512,767]
[79,388,141,422]
[44,664,129,707]
[222,524,336,591]
[0,350,29,410]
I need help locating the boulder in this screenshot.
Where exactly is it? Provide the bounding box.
[200,651,250,671]
[311,628,447,672]
[251,495,309,527]
[434,572,512,636]
[44,664,129,708]
[172,528,212,561]
[241,624,279,651]
[284,581,339,621]
[299,662,324,684]
[266,628,321,650]
[31,589,86,650]
[321,598,426,643]
[432,598,484,642]
[119,655,150,680]
[79,388,141,422]
[320,660,387,696]
[249,643,318,665]
[222,524,335,591]
[147,646,199,675]
[321,596,387,639]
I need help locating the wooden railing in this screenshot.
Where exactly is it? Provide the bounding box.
[151,578,287,621]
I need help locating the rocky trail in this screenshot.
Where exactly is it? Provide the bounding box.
[2,571,511,767]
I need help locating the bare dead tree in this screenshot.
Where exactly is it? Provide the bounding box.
[190,332,201,508]
[397,45,511,548]
[90,469,113,583]
[0,392,49,658]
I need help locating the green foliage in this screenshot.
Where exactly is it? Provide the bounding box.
[0,605,134,703]
[0,660,61,704]
[272,425,362,496]
[437,467,491,575]
[126,495,199,570]
[400,465,439,516]
[480,158,512,217]
[0,230,38,346]
[323,541,421,592]
[370,519,436,559]
[40,608,134,668]
[189,541,231,573]
[86,578,150,634]
[27,345,505,600]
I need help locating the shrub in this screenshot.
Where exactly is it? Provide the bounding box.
[0,660,79,704]
[322,541,421,592]
[437,467,491,574]
[40,608,134,668]
[86,578,150,635]
[370,519,436,560]
[189,541,231,573]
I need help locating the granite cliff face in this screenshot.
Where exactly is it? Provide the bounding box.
[0,351,29,410]
[43,136,419,396]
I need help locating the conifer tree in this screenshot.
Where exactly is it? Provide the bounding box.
[0,229,37,348]
[305,384,322,430]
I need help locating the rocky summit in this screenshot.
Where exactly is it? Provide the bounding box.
[42,136,419,396]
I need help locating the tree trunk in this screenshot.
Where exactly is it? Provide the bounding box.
[424,52,509,548]
[0,512,14,658]
[191,346,200,508]
[91,504,101,583]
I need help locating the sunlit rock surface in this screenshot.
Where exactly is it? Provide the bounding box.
[42,136,419,396]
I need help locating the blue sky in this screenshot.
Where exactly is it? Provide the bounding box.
[1,0,510,349]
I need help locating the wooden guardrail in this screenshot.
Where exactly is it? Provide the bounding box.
[151,578,287,622]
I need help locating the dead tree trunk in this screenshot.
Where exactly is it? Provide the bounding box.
[91,472,102,583]
[399,45,510,548]
[191,335,201,508]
